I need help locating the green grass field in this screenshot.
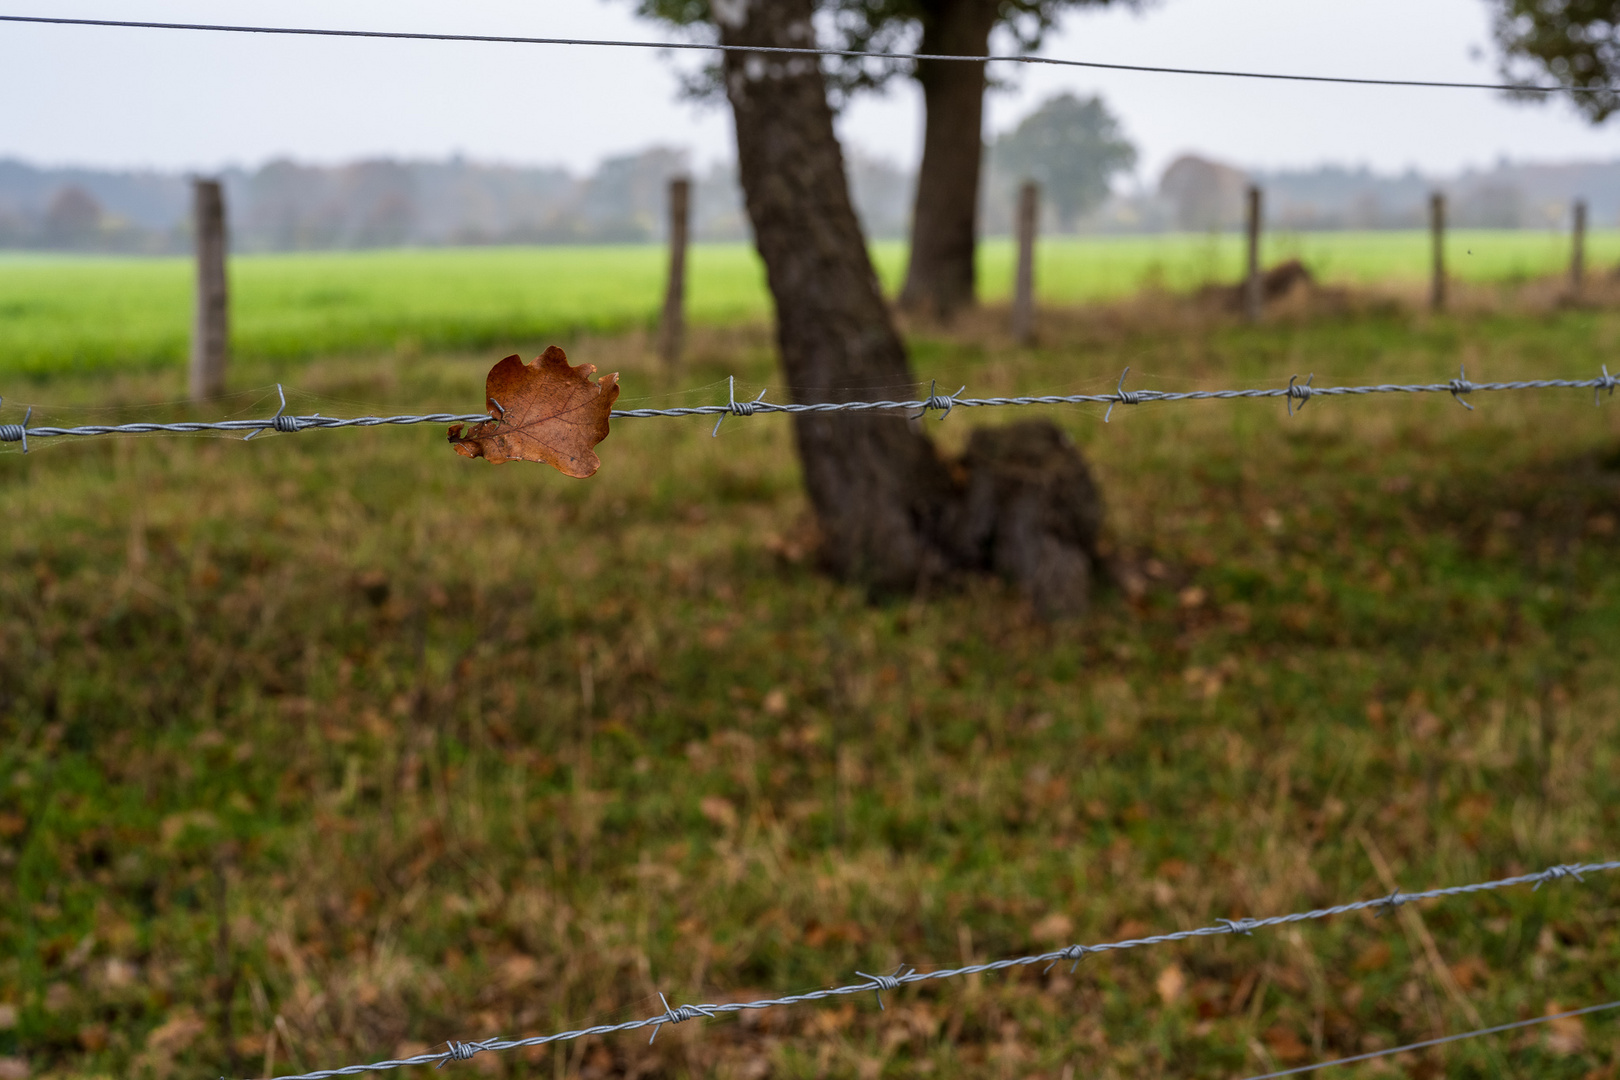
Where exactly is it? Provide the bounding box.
[1,230,1612,379]
[2,295,1619,1079]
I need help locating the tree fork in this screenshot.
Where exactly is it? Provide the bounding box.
[717,0,1102,614]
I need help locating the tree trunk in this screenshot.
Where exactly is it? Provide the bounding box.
[717,0,1103,615]
[719,0,953,589]
[897,0,998,320]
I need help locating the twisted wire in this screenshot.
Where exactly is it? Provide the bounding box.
[0,14,1599,94]
[611,371,1620,419]
[2,368,1615,451]
[1237,998,1620,1080]
[246,859,1617,1080]
[0,410,492,446]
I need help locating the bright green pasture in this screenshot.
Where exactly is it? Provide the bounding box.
[0,246,770,378]
[0,230,1610,377]
[996,228,1617,299]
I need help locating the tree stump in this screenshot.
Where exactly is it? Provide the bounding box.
[951,421,1103,618]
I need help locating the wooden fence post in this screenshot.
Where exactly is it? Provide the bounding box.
[1011,181,1039,345]
[190,178,229,401]
[1571,198,1587,297]
[1430,191,1446,312]
[1244,184,1262,323]
[658,176,691,367]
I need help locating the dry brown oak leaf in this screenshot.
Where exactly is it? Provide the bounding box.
[448,347,619,477]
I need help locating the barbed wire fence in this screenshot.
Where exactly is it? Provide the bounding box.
[246,860,1619,1080]
[1,365,1615,452]
[4,18,1619,1080]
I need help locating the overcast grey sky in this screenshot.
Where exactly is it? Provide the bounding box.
[0,0,1615,182]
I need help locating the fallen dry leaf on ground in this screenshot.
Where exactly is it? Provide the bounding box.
[448,347,619,477]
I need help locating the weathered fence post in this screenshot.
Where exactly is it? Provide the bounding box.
[658,176,691,367]
[190,178,229,401]
[1244,184,1262,323]
[1011,180,1039,345]
[1430,191,1446,312]
[1571,198,1587,297]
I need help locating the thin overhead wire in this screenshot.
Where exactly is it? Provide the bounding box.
[241,860,1616,1080]
[0,13,1600,94]
[1,366,1614,451]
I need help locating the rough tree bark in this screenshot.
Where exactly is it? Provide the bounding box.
[718,0,1103,615]
[719,0,955,590]
[896,0,998,320]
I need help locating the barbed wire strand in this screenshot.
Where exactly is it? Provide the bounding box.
[0,14,1600,94]
[240,859,1617,1080]
[1237,998,1620,1080]
[3,365,1615,452]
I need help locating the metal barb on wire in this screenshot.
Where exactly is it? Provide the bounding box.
[244,383,304,440]
[1103,366,1139,423]
[857,967,911,1010]
[1375,887,1406,917]
[712,376,767,437]
[1286,373,1313,416]
[0,398,31,453]
[1599,364,1616,406]
[435,1039,497,1069]
[248,858,1618,1080]
[1534,863,1586,888]
[1044,943,1090,975]
[649,993,716,1044]
[1449,364,1475,410]
[910,380,965,421]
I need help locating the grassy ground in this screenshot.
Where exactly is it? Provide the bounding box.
[1,286,1619,1080]
[1,230,1615,379]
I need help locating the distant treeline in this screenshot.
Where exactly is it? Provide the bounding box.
[1148,155,1619,233]
[1,148,1614,254]
[0,150,911,254]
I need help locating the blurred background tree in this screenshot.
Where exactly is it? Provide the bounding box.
[986,91,1136,228]
[1494,0,1620,121]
